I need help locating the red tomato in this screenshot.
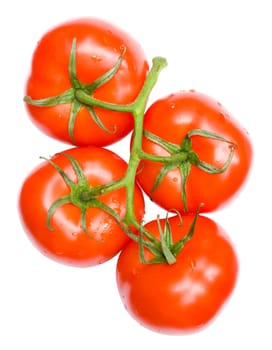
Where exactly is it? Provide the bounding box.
[137,90,253,213]
[18,146,145,267]
[24,18,148,146]
[116,214,238,334]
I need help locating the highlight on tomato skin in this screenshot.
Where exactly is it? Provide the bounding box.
[116,214,239,335]
[24,17,149,147]
[18,146,145,267]
[136,90,253,214]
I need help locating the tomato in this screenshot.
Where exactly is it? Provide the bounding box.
[24,18,148,146]
[18,146,145,267]
[116,214,238,334]
[137,90,253,213]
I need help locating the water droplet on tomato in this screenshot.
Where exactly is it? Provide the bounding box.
[103,222,110,230]
[189,259,196,270]
[55,250,64,256]
[132,267,139,276]
[91,55,102,62]
[170,103,176,109]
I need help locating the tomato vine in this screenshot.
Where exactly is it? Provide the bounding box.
[20,18,254,335]
[24,40,237,265]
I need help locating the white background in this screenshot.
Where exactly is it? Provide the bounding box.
[1,0,271,349]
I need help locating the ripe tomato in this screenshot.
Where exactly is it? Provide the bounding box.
[137,90,253,213]
[18,146,145,267]
[116,214,238,334]
[24,18,148,146]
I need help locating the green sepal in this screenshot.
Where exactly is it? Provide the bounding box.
[163,214,173,247]
[143,130,179,153]
[138,224,166,265]
[187,128,235,144]
[143,128,236,212]
[179,161,191,212]
[24,88,74,107]
[62,153,87,182]
[151,162,177,194]
[84,46,126,94]
[46,195,71,231]
[40,156,75,187]
[197,145,235,174]
[85,104,116,134]
[171,204,202,256]
[157,216,176,265]
[68,100,82,145]
[180,135,192,152]
[69,39,82,89]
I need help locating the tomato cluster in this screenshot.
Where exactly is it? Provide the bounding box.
[19,18,252,335]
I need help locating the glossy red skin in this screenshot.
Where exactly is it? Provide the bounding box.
[25,18,149,146]
[116,215,238,334]
[137,91,253,213]
[19,147,145,267]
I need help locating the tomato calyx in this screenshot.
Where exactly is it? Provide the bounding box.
[139,205,202,265]
[24,39,126,144]
[41,153,128,236]
[143,129,236,212]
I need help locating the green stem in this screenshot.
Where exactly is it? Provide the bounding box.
[79,178,126,201]
[139,150,188,163]
[75,56,167,116]
[123,57,167,226]
[77,56,167,228]
[75,56,167,247]
[75,90,134,113]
